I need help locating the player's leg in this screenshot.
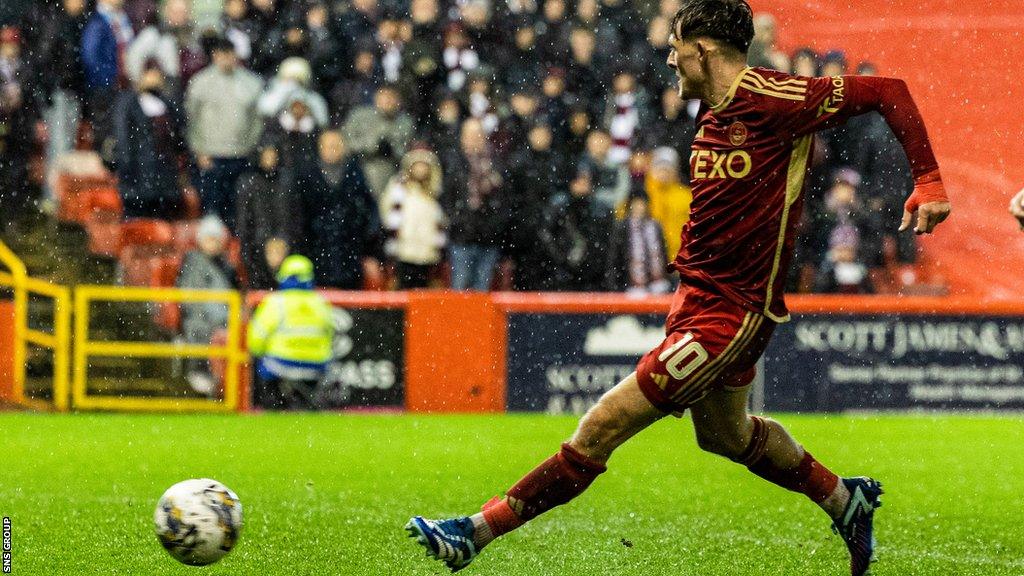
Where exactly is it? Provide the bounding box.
[406,372,663,571]
[688,378,849,516]
[690,375,883,576]
[469,372,664,546]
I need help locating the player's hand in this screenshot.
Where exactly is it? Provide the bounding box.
[1009,188,1024,231]
[899,178,950,235]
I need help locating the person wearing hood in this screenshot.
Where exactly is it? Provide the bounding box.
[642,147,691,260]
[261,96,322,253]
[258,56,329,127]
[379,148,447,289]
[248,254,336,409]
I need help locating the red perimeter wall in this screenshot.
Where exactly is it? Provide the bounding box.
[750,0,1024,298]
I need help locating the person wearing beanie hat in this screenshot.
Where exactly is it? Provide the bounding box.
[258,57,330,127]
[248,254,336,409]
[176,215,240,396]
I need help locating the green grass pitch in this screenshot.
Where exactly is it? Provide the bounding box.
[2,412,1023,575]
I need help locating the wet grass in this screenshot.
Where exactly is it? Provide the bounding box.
[2,412,1022,575]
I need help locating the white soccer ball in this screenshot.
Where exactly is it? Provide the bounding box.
[153,478,243,566]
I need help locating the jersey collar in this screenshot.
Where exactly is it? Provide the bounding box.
[709,66,752,114]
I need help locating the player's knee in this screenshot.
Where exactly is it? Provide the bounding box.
[695,430,747,458]
[694,418,753,459]
[570,402,628,460]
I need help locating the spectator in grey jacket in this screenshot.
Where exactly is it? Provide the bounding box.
[176,215,240,395]
[342,84,414,197]
[184,37,263,230]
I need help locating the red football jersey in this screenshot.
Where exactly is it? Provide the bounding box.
[673,67,938,322]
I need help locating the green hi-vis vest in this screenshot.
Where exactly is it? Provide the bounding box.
[247,289,335,363]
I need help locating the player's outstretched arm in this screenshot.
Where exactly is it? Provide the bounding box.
[1010,189,1024,231]
[784,74,952,234]
[844,76,950,234]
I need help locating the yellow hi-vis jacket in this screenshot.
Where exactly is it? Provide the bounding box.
[248,289,336,365]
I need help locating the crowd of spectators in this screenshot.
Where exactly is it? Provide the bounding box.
[0,0,918,296]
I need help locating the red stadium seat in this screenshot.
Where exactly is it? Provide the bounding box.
[151,254,182,288]
[155,302,182,332]
[55,173,118,223]
[120,219,175,251]
[172,219,200,254]
[118,220,176,287]
[151,256,184,332]
[82,188,124,258]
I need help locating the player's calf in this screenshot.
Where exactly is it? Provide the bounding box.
[732,416,846,510]
[468,374,660,550]
[470,442,607,548]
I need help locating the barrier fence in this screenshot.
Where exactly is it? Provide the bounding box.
[73,285,245,412]
[2,257,1022,413]
[0,241,71,411]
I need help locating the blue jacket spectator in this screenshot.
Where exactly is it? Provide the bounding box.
[81,0,133,91]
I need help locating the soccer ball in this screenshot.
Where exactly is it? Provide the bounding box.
[153,478,243,566]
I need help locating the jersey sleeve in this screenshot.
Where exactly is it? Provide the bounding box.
[770,75,940,183]
[769,75,867,138]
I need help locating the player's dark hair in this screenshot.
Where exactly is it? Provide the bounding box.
[671,0,754,55]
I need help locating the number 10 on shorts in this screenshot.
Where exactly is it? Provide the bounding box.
[657,332,709,381]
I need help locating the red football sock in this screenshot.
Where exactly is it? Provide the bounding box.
[735,416,839,504]
[482,443,607,537]
[748,451,839,504]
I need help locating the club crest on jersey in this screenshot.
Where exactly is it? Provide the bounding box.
[727,121,748,146]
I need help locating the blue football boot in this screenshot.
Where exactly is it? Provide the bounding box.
[832,477,884,576]
[405,516,478,572]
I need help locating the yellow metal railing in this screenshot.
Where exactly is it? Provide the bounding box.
[0,242,72,410]
[73,284,245,412]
